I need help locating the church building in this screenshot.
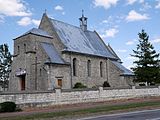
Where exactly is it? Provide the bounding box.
[9,13,134,91]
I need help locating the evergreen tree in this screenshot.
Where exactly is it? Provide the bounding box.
[131,30,160,85]
[0,44,12,90]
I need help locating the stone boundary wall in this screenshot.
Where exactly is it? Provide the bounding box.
[0,86,160,108]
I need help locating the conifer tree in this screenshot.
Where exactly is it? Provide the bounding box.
[131,30,160,85]
[0,44,12,90]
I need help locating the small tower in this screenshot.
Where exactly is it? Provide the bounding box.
[79,10,87,31]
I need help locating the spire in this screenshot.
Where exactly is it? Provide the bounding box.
[79,10,88,31]
[45,9,47,14]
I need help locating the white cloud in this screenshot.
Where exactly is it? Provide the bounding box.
[151,38,160,44]
[102,20,108,23]
[0,15,4,23]
[101,28,119,38]
[0,0,31,17]
[126,10,149,22]
[62,12,65,15]
[139,0,144,3]
[54,5,63,11]
[126,0,144,5]
[155,1,160,9]
[17,17,31,26]
[126,39,137,45]
[17,17,40,26]
[126,41,134,45]
[102,16,112,24]
[32,19,40,26]
[126,0,137,5]
[102,15,124,28]
[140,2,152,11]
[117,49,127,53]
[93,0,119,9]
[54,5,65,15]
[126,56,137,60]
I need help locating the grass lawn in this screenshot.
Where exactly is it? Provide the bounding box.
[1,100,160,120]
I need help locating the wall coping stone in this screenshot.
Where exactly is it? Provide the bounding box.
[0,90,55,95]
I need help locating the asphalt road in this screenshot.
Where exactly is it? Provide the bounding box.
[78,109,160,120]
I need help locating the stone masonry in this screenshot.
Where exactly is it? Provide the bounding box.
[9,13,134,92]
[1,87,160,108]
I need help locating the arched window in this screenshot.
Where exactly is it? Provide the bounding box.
[17,46,20,54]
[24,44,26,53]
[100,61,103,77]
[40,69,42,76]
[87,60,91,77]
[73,58,77,76]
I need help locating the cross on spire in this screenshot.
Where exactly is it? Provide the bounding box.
[45,9,47,14]
[82,9,84,17]
[79,10,88,31]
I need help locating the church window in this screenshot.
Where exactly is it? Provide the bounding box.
[73,58,77,76]
[17,46,20,54]
[40,69,42,76]
[100,61,103,77]
[24,44,26,53]
[87,60,91,77]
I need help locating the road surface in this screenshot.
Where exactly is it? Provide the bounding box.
[78,109,160,120]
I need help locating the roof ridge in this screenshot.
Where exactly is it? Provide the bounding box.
[107,44,121,61]
[49,18,92,31]
[48,17,117,59]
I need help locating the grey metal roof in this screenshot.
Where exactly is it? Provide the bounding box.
[24,28,52,38]
[111,61,134,76]
[50,18,116,59]
[107,44,121,62]
[41,42,66,64]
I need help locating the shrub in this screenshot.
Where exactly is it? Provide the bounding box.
[150,82,155,86]
[103,81,110,87]
[73,82,87,89]
[139,83,145,86]
[0,101,16,112]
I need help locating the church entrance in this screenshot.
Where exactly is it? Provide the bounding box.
[15,68,26,91]
[19,75,26,91]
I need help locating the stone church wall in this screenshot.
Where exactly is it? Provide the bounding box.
[62,53,109,88]
[108,60,133,87]
[9,34,53,91]
[62,53,133,88]
[49,65,71,89]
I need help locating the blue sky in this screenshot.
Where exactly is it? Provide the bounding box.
[0,0,160,69]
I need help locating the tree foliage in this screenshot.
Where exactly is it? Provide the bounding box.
[131,30,160,84]
[0,44,12,90]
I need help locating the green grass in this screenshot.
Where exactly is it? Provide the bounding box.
[1,101,160,120]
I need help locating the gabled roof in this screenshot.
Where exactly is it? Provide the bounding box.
[49,18,117,59]
[107,44,121,62]
[111,61,134,76]
[14,28,53,40]
[24,28,53,38]
[41,42,67,65]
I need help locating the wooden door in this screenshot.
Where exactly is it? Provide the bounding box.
[58,79,62,87]
[20,75,25,90]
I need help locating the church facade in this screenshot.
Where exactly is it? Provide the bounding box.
[9,13,134,91]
